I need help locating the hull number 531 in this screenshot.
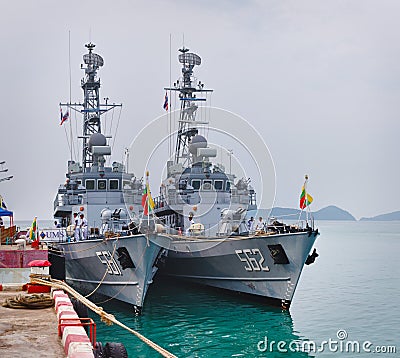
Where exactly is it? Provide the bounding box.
[235,249,270,272]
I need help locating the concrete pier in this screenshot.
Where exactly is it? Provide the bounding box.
[0,291,65,358]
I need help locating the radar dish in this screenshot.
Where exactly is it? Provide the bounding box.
[179,52,201,66]
[83,53,104,67]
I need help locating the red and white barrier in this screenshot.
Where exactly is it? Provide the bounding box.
[52,290,94,358]
[0,283,27,291]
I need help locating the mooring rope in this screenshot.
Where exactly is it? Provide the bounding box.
[90,237,150,305]
[30,276,177,358]
[83,235,120,299]
[2,293,54,309]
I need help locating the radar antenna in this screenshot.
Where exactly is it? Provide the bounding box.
[165,47,213,166]
[80,42,104,168]
[60,43,122,169]
[0,161,13,183]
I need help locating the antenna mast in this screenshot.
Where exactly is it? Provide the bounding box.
[60,43,122,170]
[165,47,213,167]
[81,43,104,168]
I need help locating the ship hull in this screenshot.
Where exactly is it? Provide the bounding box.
[57,234,170,310]
[160,231,319,308]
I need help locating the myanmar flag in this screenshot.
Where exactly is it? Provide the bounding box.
[299,186,313,209]
[29,217,37,241]
[142,183,155,215]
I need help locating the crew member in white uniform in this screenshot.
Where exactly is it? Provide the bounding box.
[80,213,88,240]
[255,216,265,231]
[73,213,80,241]
[186,215,195,236]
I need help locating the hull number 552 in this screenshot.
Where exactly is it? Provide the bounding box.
[235,249,270,272]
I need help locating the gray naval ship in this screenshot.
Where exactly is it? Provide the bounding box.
[154,47,320,309]
[51,43,170,313]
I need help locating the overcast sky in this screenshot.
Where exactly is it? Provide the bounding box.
[1,0,399,220]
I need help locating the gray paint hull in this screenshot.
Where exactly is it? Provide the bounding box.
[58,234,169,308]
[161,231,318,307]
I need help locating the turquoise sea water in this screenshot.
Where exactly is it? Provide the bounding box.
[89,221,400,357]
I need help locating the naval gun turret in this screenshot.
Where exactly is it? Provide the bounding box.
[217,207,248,236]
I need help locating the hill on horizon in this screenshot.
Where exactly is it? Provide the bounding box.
[313,205,356,221]
[360,211,400,221]
[251,205,356,221]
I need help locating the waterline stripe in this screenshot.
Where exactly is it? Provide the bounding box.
[66,277,138,285]
[166,275,291,281]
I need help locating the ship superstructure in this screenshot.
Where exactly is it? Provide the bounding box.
[54,43,143,229]
[155,47,256,236]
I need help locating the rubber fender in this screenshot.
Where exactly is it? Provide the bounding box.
[105,342,128,358]
[93,342,106,358]
[71,298,89,319]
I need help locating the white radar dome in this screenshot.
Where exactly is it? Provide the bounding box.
[189,135,207,155]
[88,133,107,151]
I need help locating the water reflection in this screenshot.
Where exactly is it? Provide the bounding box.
[91,278,312,357]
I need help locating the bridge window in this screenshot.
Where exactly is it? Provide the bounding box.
[214,180,223,190]
[98,179,107,190]
[123,180,132,190]
[85,179,95,190]
[110,179,119,190]
[191,179,201,190]
[202,180,213,190]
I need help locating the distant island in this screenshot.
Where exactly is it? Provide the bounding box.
[267,205,356,221]
[313,205,356,221]
[360,211,400,221]
[260,206,400,221]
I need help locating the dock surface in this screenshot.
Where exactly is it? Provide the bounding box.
[0,291,65,357]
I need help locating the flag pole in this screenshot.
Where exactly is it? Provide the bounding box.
[146,171,150,228]
[298,175,308,226]
[304,175,309,224]
[169,33,172,158]
[68,30,74,162]
[146,170,151,246]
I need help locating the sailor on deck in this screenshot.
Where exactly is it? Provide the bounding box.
[255,216,265,231]
[80,213,88,240]
[247,216,255,232]
[73,213,80,241]
[186,215,195,236]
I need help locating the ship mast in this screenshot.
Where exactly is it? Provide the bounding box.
[81,43,103,168]
[60,43,122,170]
[165,47,213,167]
